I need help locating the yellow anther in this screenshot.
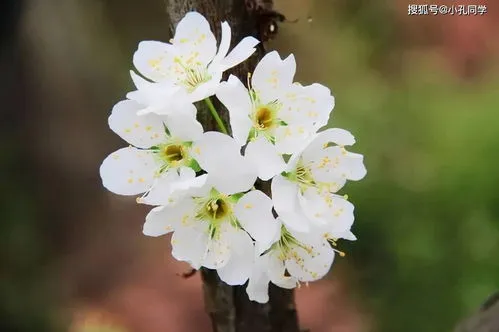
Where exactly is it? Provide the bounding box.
[334,248,346,257]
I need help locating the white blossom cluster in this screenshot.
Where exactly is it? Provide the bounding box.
[100,12,366,303]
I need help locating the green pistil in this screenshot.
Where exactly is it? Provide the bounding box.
[184,67,212,92]
[284,159,316,193]
[248,87,282,142]
[271,225,311,260]
[151,141,192,174]
[173,57,212,93]
[194,189,235,239]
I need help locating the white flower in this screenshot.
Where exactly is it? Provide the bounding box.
[245,221,337,303]
[126,70,188,117]
[216,51,335,180]
[99,99,204,197]
[271,128,366,232]
[130,11,259,114]
[143,184,280,286]
[142,131,272,285]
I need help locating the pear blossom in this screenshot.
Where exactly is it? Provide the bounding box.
[130,11,259,115]
[245,221,337,303]
[142,132,281,285]
[99,99,204,198]
[98,10,367,306]
[245,199,358,304]
[216,51,335,180]
[271,128,366,232]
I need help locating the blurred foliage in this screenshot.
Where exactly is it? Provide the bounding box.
[307,1,499,332]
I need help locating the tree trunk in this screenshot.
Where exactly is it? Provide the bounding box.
[163,1,301,331]
[454,292,499,332]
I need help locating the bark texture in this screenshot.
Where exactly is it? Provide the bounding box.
[163,1,301,331]
[454,292,499,332]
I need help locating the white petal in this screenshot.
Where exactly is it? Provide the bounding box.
[217,229,254,285]
[246,254,271,303]
[192,132,257,194]
[139,167,207,206]
[216,75,253,146]
[274,124,315,155]
[173,12,217,65]
[285,237,335,282]
[245,137,286,181]
[309,147,366,188]
[201,223,233,269]
[218,36,259,72]
[206,159,257,195]
[267,252,298,289]
[191,131,241,171]
[143,205,175,237]
[108,100,166,148]
[169,167,209,201]
[211,21,231,66]
[143,198,197,236]
[127,71,184,115]
[133,41,179,83]
[138,169,180,206]
[271,176,310,232]
[100,147,157,195]
[187,70,223,102]
[234,190,280,253]
[339,230,357,241]
[252,51,295,103]
[165,109,203,141]
[299,189,355,234]
[129,70,154,91]
[172,222,209,269]
[126,72,159,107]
[343,151,367,181]
[302,128,356,161]
[278,83,334,129]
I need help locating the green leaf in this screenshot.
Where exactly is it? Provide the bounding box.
[162,122,170,136]
[229,192,245,202]
[189,158,202,172]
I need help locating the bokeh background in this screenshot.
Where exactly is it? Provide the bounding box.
[1,0,498,331]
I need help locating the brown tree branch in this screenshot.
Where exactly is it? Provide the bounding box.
[163,1,301,331]
[454,291,499,332]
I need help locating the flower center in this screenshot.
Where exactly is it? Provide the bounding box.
[182,67,212,92]
[255,107,275,129]
[194,189,236,239]
[204,198,230,220]
[272,225,313,261]
[173,56,212,93]
[163,144,185,163]
[152,141,192,174]
[283,159,316,193]
[296,165,315,185]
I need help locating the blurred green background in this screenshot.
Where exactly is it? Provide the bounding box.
[1,0,498,331]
